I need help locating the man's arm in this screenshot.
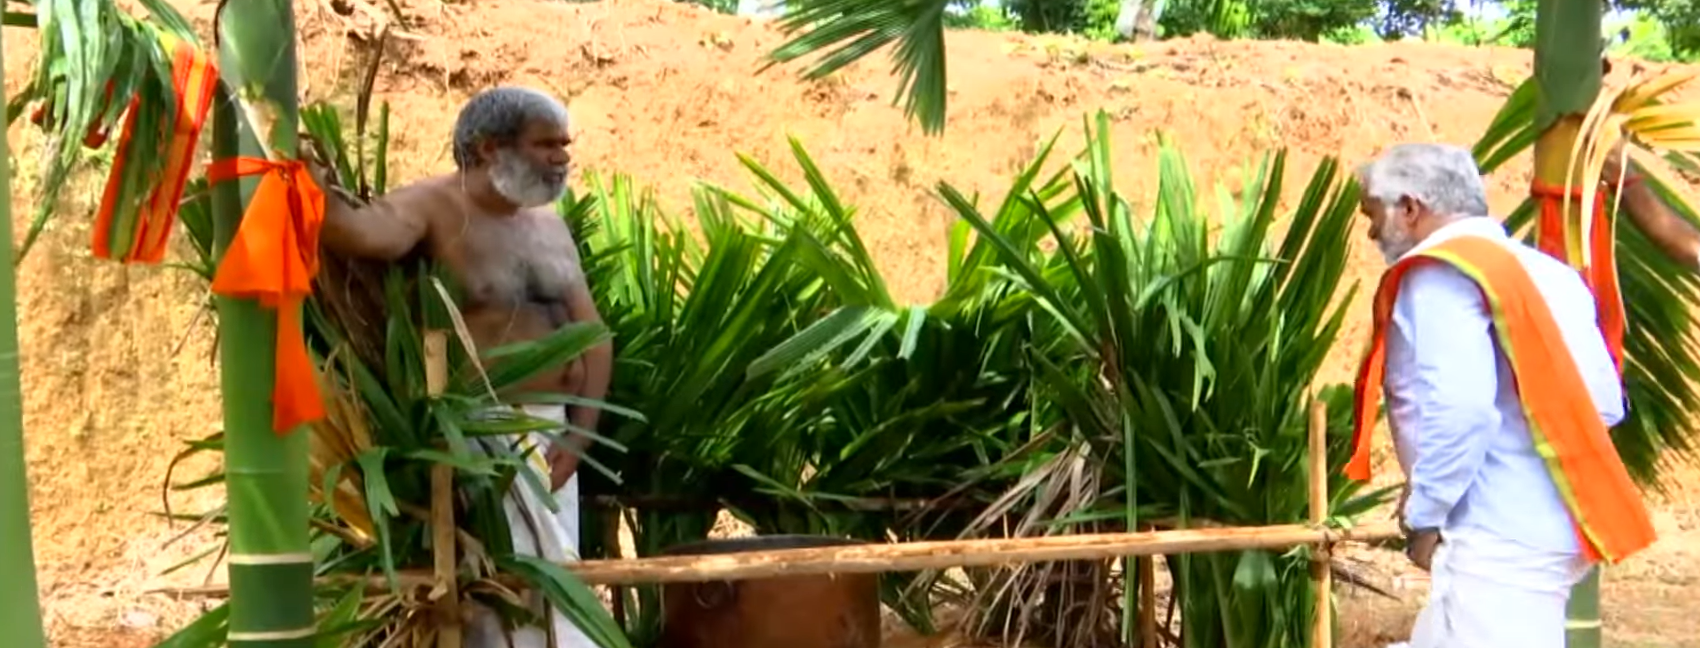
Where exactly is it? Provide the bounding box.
[1606,148,1700,270]
[314,171,430,261]
[561,278,613,456]
[1389,264,1503,531]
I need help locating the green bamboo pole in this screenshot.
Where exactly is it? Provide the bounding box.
[0,19,49,648]
[1530,1,1604,646]
[209,1,314,646]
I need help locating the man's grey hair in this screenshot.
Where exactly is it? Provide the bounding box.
[451,86,568,170]
[1356,143,1490,218]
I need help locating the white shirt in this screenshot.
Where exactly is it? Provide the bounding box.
[1384,217,1625,555]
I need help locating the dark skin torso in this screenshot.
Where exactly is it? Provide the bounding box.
[409,176,588,396]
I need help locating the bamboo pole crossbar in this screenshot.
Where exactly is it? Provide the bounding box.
[570,521,1401,585]
[150,520,1400,598]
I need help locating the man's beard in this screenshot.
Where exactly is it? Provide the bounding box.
[489,148,566,209]
[1376,209,1416,264]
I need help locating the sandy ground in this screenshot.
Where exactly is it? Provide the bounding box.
[1,0,1696,645]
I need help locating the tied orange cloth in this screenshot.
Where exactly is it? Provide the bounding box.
[1348,235,1655,564]
[91,33,218,263]
[1531,180,1626,373]
[206,158,327,434]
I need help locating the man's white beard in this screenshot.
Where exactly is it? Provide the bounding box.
[490,149,566,209]
[1377,210,1416,264]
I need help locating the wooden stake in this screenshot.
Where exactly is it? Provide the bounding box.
[424,329,449,398]
[1309,397,1333,648]
[152,522,1402,598]
[1137,551,1157,648]
[424,330,460,648]
[431,463,461,648]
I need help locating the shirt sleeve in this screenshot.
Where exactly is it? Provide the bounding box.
[1388,263,1504,530]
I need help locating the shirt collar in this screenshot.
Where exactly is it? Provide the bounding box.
[1397,216,1506,262]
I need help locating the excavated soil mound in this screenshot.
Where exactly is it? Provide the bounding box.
[3,0,1695,646]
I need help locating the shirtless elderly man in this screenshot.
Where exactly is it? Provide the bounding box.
[316,86,609,648]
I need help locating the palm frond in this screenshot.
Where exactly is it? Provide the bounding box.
[766,0,953,134]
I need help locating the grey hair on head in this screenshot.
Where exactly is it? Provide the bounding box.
[1355,143,1490,219]
[451,86,568,170]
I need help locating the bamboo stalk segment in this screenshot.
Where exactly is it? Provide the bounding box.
[565,522,1402,586]
[152,521,1402,598]
[1309,398,1333,648]
[1137,551,1157,648]
[423,330,448,398]
[430,463,460,648]
[424,330,459,648]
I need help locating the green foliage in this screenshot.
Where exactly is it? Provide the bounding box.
[1163,0,1381,41]
[945,2,1021,30]
[1372,0,1462,39]
[1004,0,1121,37]
[554,110,1387,646]
[679,0,739,14]
[1617,0,1700,58]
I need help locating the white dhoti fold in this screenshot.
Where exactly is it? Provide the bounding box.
[464,403,595,648]
[1388,527,1590,648]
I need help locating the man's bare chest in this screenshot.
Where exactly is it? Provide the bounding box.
[430,214,583,308]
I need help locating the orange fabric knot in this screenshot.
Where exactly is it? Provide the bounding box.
[1528,179,1625,376]
[206,158,327,435]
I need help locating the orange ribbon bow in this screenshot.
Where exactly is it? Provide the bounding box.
[206,158,327,434]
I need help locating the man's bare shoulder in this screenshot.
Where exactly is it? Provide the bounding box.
[379,173,461,205]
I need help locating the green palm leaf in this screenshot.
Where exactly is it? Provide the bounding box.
[767,0,953,134]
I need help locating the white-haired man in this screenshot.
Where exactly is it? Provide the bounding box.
[316,86,608,648]
[1347,143,1656,648]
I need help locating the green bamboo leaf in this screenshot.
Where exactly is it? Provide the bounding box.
[152,602,228,648]
[498,555,633,648]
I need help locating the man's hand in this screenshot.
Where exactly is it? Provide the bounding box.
[1405,528,1441,572]
[546,445,579,492]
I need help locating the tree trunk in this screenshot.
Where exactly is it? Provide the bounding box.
[1530,1,1604,646]
[0,20,49,648]
[211,1,314,646]
[1114,0,1159,42]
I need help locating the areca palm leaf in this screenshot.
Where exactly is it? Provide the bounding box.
[1472,77,1700,484]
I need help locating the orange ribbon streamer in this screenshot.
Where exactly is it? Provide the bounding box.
[206,158,327,434]
[91,34,219,263]
[1530,180,1626,374]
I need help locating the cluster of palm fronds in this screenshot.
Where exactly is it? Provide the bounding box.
[550,111,1387,648]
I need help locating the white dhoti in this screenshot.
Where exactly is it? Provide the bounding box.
[464,404,594,648]
[1389,527,1590,648]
